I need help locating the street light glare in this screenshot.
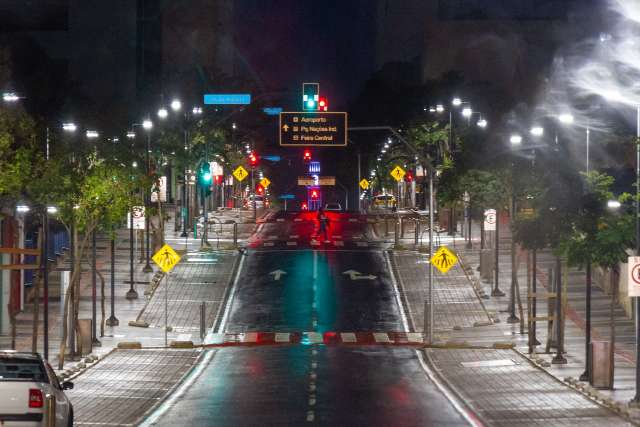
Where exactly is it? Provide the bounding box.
[436,104,444,113]
[47,206,58,214]
[143,119,153,130]
[452,97,462,106]
[126,131,135,138]
[157,108,168,119]
[2,92,19,102]
[510,134,523,145]
[429,106,436,113]
[462,107,472,117]
[558,113,574,124]
[530,126,544,136]
[62,122,77,132]
[607,200,621,209]
[477,119,488,128]
[86,130,99,138]
[16,205,30,213]
[170,99,182,111]
[192,106,203,115]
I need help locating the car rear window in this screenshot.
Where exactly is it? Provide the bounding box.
[0,357,47,382]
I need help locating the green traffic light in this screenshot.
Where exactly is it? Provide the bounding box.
[307,99,315,109]
[202,172,212,183]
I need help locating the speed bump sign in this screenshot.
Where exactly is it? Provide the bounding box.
[233,165,249,182]
[152,244,181,273]
[430,246,458,274]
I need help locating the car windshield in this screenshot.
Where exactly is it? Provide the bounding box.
[0,357,47,382]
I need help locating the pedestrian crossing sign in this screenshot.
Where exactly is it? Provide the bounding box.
[152,244,181,273]
[430,246,458,274]
[390,166,406,182]
[359,179,370,190]
[260,177,271,188]
[233,165,249,182]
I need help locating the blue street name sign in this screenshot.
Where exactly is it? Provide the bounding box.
[262,155,281,162]
[263,107,283,115]
[279,194,295,200]
[203,94,251,105]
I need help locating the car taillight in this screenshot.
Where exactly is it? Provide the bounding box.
[28,388,44,408]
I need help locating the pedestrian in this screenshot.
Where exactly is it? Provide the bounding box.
[317,207,330,242]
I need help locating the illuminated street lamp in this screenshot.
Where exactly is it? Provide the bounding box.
[452,97,462,106]
[170,99,182,111]
[558,113,574,124]
[436,104,445,113]
[530,126,544,137]
[157,107,168,119]
[86,130,99,139]
[2,92,19,102]
[142,119,153,130]
[126,131,135,139]
[477,119,488,128]
[510,134,523,145]
[62,122,77,132]
[461,107,473,118]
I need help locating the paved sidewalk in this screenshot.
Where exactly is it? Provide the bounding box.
[380,215,637,423]
[427,348,631,426]
[66,349,202,426]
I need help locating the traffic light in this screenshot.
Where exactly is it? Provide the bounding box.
[405,170,414,182]
[318,96,328,112]
[303,149,312,164]
[302,83,319,111]
[248,151,259,168]
[256,184,264,195]
[310,189,319,200]
[199,162,212,186]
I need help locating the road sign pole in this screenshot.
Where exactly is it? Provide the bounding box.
[428,170,434,343]
[164,272,168,347]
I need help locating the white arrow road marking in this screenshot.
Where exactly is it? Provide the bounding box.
[269,269,287,281]
[342,270,377,281]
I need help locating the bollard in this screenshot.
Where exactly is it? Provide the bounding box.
[45,394,56,427]
[394,220,400,246]
[233,222,238,246]
[424,300,431,344]
[200,301,206,341]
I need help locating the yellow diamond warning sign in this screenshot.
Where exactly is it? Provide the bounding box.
[233,165,249,182]
[390,165,406,182]
[260,177,271,188]
[430,246,458,274]
[359,179,370,190]
[152,244,181,273]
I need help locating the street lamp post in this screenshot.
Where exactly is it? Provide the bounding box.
[143,119,153,273]
[507,134,522,324]
[633,106,640,404]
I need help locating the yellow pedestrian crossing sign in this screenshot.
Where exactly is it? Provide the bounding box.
[359,179,369,190]
[233,165,249,182]
[430,246,458,274]
[390,166,406,182]
[260,177,271,188]
[152,244,181,273]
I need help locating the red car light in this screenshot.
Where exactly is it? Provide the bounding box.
[29,388,44,408]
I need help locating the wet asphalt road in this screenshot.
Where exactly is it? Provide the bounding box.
[150,212,470,426]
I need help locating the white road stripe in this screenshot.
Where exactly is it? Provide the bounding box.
[373,332,392,343]
[242,332,258,343]
[305,332,323,344]
[275,332,290,343]
[340,332,357,343]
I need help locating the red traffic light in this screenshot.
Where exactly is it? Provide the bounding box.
[256,184,264,194]
[303,149,312,163]
[301,202,308,210]
[405,170,414,182]
[248,151,259,168]
[310,189,319,200]
[319,96,328,112]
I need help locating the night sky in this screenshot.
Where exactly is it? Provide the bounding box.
[232,0,376,110]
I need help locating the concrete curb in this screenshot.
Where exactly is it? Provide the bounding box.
[57,349,116,382]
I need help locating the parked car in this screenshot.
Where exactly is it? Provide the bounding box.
[372,194,396,208]
[324,203,342,211]
[0,351,74,426]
